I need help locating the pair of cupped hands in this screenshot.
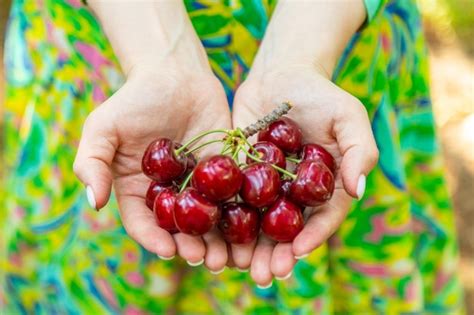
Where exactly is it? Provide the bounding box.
[73,49,378,286]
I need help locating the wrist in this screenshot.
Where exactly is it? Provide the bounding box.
[90,1,210,75]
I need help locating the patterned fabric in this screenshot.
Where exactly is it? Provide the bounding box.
[1,0,464,314]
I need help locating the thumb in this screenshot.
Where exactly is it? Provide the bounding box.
[73,104,117,210]
[335,99,379,199]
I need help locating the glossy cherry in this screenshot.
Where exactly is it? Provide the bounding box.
[279,179,292,197]
[258,117,303,154]
[262,198,304,242]
[145,181,176,210]
[153,188,179,233]
[246,141,286,169]
[142,138,187,183]
[218,202,260,244]
[191,155,242,202]
[173,188,220,236]
[239,162,280,208]
[174,152,197,185]
[289,160,335,207]
[299,143,337,174]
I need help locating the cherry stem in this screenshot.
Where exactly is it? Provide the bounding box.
[186,139,222,154]
[175,129,230,155]
[240,146,297,180]
[286,157,301,163]
[179,171,194,193]
[241,102,293,138]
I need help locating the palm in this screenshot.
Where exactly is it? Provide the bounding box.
[232,67,370,285]
[76,68,232,269]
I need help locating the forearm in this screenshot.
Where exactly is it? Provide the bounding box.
[88,0,209,75]
[251,0,366,77]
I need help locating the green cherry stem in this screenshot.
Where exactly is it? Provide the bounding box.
[240,146,296,180]
[186,139,223,154]
[175,129,231,155]
[179,170,194,193]
[286,157,301,163]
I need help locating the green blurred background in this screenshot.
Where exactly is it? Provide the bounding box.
[1,0,472,312]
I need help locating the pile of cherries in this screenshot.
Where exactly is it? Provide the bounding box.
[142,105,336,244]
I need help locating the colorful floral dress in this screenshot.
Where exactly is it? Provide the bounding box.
[1,0,464,314]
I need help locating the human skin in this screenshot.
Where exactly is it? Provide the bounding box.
[73,1,231,272]
[231,0,379,286]
[74,0,379,284]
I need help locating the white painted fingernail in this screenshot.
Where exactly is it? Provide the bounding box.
[275,271,293,281]
[158,255,175,261]
[294,253,309,260]
[236,267,249,273]
[86,186,97,210]
[256,282,273,289]
[357,175,366,200]
[210,266,226,275]
[187,258,204,267]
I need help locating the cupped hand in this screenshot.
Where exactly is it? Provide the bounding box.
[73,61,231,272]
[231,64,379,286]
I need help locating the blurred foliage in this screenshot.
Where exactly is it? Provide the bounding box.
[419,0,474,54]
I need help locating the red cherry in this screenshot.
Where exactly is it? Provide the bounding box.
[289,160,335,207]
[218,202,260,244]
[299,143,337,174]
[239,162,280,208]
[173,188,220,236]
[258,117,303,154]
[191,155,242,202]
[142,138,187,183]
[145,181,176,210]
[279,179,292,197]
[153,188,179,233]
[246,141,286,169]
[262,198,304,242]
[174,152,197,186]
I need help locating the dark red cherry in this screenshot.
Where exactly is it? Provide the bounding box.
[289,160,335,207]
[279,179,292,197]
[239,163,280,208]
[153,188,179,233]
[145,181,176,210]
[173,188,220,236]
[142,138,187,183]
[191,155,242,202]
[218,202,260,244]
[299,143,337,174]
[258,117,303,154]
[246,141,286,169]
[262,198,304,242]
[174,152,197,186]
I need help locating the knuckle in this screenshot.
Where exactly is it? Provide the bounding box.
[368,146,380,166]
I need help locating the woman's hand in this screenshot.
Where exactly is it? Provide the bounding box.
[231,0,378,286]
[73,1,231,272]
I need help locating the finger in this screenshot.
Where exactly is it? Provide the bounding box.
[116,194,176,258]
[231,84,264,130]
[203,230,228,273]
[250,235,275,288]
[334,99,379,199]
[231,240,257,271]
[173,233,206,266]
[271,242,296,280]
[74,104,117,210]
[292,188,352,258]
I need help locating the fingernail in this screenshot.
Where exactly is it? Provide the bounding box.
[86,185,97,210]
[294,253,309,260]
[275,271,293,281]
[210,266,226,275]
[187,258,204,267]
[357,175,366,200]
[158,255,175,261]
[236,267,249,273]
[256,281,273,289]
